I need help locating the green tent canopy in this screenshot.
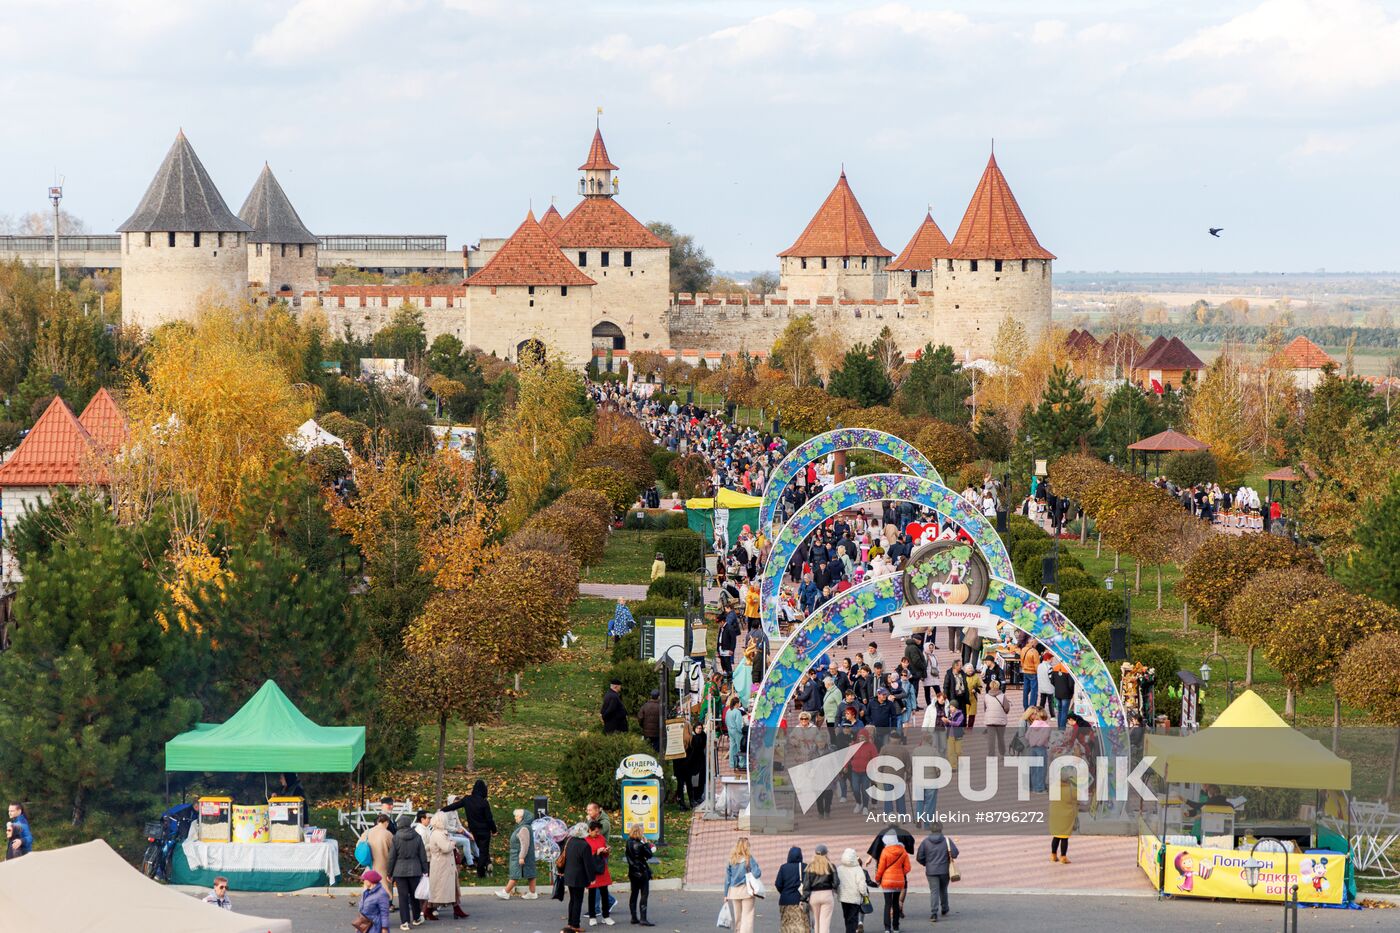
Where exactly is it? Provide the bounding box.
[165,680,366,773]
[685,488,761,545]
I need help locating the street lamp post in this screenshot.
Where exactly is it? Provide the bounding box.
[1242,838,1298,933]
[1199,652,1234,706]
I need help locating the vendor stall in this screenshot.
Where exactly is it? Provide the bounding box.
[165,680,365,891]
[685,487,761,550]
[1138,690,1353,907]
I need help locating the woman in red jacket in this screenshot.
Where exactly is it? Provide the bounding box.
[586,820,614,926]
[874,830,911,933]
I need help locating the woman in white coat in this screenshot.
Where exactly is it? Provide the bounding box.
[835,847,870,933]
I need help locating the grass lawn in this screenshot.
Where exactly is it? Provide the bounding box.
[361,532,694,885]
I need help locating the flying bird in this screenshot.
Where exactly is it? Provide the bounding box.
[1209,227,1224,237]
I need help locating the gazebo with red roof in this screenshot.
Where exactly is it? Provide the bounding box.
[777,169,892,301]
[1126,427,1209,477]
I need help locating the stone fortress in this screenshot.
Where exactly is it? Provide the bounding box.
[112,124,1054,365]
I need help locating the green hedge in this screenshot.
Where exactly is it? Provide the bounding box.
[648,573,700,603]
[557,731,668,809]
[1055,567,1098,593]
[627,597,683,619]
[655,528,703,573]
[1015,548,1083,590]
[608,658,660,717]
[1087,620,1147,661]
[650,448,679,487]
[1059,588,1122,632]
[611,629,642,663]
[622,509,687,531]
[1133,644,1182,721]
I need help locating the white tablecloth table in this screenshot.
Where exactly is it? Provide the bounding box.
[180,827,341,886]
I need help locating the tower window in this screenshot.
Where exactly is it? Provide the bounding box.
[145,233,152,247]
[861,257,868,269]
[561,286,568,297]
[1021,259,1028,272]
[193,232,201,247]
[298,244,305,258]
[601,251,610,267]
[842,257,849,269]
[168,232,176,247]
[281,244,287,257]
[946,259,953,272]
[994,259,1003,272]
[256,243,263,257]
[217,232,224,247]
[801,258,808,269]
[969,260,978,272]
[623,251,632,267]
[821,258,828,269]
[529,285,535,295]
[578,251,587,267]
[911,272,918,288]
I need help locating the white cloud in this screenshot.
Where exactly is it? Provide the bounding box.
[1031,20,1067,44]
[1291,131,1360,158]
[251,0,421,61]
[1166,0,1400,93]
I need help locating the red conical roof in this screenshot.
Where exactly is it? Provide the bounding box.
[779,171,892,258]
[579,128,619,171]
[0,396,104,487]
[538,204,565,236]
[887,212,952,270]
[949,153,1054,260]
[77,387,127,452]
[468,210,596,288]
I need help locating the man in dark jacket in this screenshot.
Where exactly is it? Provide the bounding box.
[943,660,970,715]
[445,780,498,878]
[601,678,628,734]
[638,690,663,752]
[868,688,898,729]
[718,609,741,677]
[386,815,427,927]
[1051,666,1076,729]
[915,824,960,921]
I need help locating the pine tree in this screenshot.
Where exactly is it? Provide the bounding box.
[0,510,202,826]
[898,343,972,424]
[1336,469,1400,607]
[1024,364,1097,460]
[1096,382,1164,466]
[827,343,893,408]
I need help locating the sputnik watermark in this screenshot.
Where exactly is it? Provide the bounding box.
[787,749,1158,814]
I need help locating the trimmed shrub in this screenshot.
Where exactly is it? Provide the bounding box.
[1014,547,1082,590]
[1164,450,1219,488]
[671,454,710,499]
[304,443,351,484]
[557,730,662,809]
[1059,588,1122,633]
[648,573,700,603]
[553,488,613,526]
[1055,567,1098,593]
[576,442,653,489]
[525,502,609,567]
[1131,643,1182,720]
[1087,620,1147,661]
[655,528,703,573]
[1011,537,1053,566]
[665,510,689,530]
[651,448,679,487]
[609,658,660,716]
[627,597,683,620]
[611,628,642,663]
[572,465,638,515]
[621,509,689,531]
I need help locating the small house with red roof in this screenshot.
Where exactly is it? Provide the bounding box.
[777,169,894,301]
[0,392,125,589]
[1135,336,1205,394]
[1267,335,1337,390]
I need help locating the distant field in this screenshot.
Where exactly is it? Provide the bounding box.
[1190,342,1397,377]
[1056,289,1319,309]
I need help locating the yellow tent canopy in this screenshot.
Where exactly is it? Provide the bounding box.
[684,488,763,510]
[1145,690,1351,790]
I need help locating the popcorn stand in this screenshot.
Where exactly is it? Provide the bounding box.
[164,680,364,891]
[1137,691,1354,908]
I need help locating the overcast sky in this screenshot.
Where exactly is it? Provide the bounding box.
[3,0,1398,273]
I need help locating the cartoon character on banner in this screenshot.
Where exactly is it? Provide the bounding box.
[1298,856,1331,894]
[1173,851,1213,892]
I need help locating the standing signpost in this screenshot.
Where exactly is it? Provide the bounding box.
[617,753,664,844]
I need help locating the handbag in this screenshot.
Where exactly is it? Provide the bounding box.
[354,838,373,868]
[551,874,566,901]
[716,900,733,928]
[947,839,960,883]
[351,914,373,933]
[745,870,765,899]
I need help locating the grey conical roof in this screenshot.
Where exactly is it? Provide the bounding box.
[238,163,317,244]
[117,131,252,234]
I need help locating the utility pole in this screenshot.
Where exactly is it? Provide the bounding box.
[48,183,63,290]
